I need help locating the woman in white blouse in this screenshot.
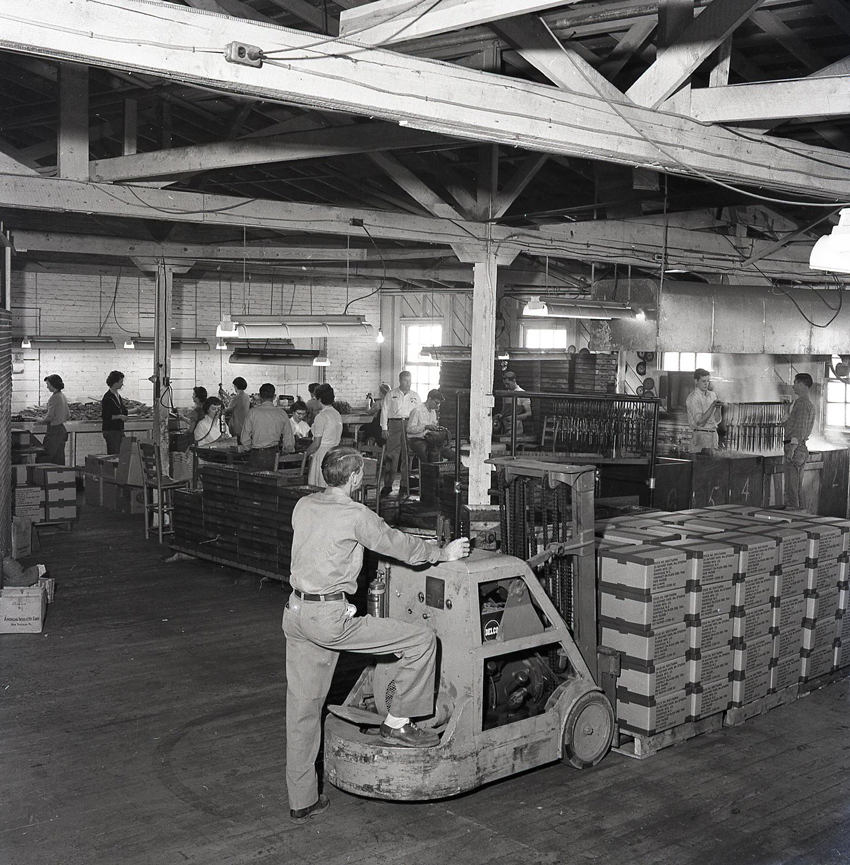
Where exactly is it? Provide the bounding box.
[193,397,224,447]
[305,384,342,488]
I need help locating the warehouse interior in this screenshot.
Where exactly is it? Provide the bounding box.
[3,1,850,863]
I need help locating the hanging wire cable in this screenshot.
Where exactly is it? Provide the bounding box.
[343,223,386,313]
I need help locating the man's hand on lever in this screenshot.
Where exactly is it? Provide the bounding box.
[441,537,470,561]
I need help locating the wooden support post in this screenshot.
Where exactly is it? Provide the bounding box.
[154,262,172,463]
[58,63,88,180]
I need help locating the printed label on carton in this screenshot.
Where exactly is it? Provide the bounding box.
[744,572,778,608]
[772,654,802,690]
[617,688,689,736]
[691,614,734,652]
[733,634,776,673]
[600,547,689,594]
[743,603,774,641]
[779,595,806,630]
[700,645,733,683]
[781,565,807,598]
[619,656,687,697]
[805,587,839,622]
[699,677,734,717]
[700,581,735,618]
[601,621,688,664]
[600,586,688,630]
[807,561,840,593]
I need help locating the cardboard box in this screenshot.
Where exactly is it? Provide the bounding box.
[687,644,733,685]
[38,576,55,603]
[598,545,689,594]
[84,473,102,507]
[771,654,802,691]
[618,655,688,698]
[799,516,850,554]
[14,504,44,520]
[780,564,807,598]
[719,533,780,577]
[11,516,32,558]
[735,571,779,609]
[600,620,688,664]
[99,456,120,480]
[0,586,47,633]
[801,644,835,680]
[733,602,775,642]
[731,666,771,706]
[802,617,838,653]
[45,484,76,503]
[116,438,147,487]
[805,587,840,621]
[687,579,735,618]
[733,634,777,674]
[663,539,737,584]
[102,478,119,511]
[688,677,733,720]
[785,522,844,561]
[617,687,689,736]
[689,613,735,652]
[44,504,77,521]
[599,585,688,630]
[117,485,146,515]
[740,525,809,569]
[15,486,45,508]
[11,465,30,486]
[32,464,77,487]
[806,560,841,593]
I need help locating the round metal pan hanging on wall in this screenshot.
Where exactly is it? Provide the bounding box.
[642,377,656,392]
[636,386,645,395]
[635,361,647,376]
[642,352,656,362]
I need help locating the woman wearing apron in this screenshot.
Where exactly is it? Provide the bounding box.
[305,384,343,488]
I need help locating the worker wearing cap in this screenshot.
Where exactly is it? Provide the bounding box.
[783,373,816,511]
[380,370,421,496]
[283,446,470,824]
[686,368,722,454]
[41,374,70,465]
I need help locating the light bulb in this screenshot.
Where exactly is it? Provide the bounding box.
[523,296,548,316]
[21,336,31,349]
[123,338,135,350]
[376,329,385,344]
[313,355,330,367]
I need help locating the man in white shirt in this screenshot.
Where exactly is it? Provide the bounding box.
[380,370,421,496]
[686,368,722,454]
[407,390,454,463]
[500,371,532,436]
[240,382,295,471]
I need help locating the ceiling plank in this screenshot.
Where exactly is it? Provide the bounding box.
[596,17,656,80]
[686,74,850,123]
[366,152,464,218]
[264,0,339,34]
[626,0,766,108]
[749,8,824,71]
[811,0,850,36]
[11,0,850,201]
[338,0,583,46]
[491,15,627,101]
[0,139,41,175]
[91,124,453,181]
[492,154,549,219]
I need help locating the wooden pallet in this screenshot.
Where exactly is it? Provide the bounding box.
[724,683,800,727]
[169,541,287,585]
[613,712,725,760]
[800,666,850,695]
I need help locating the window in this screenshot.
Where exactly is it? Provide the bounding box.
[826,355,850,427]
[403,322,442,396]
[662,352,713,372]
[523,328,569,349]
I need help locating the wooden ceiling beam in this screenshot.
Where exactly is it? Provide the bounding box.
[626,0,766,108]
[366,152,464,218]
[686,74,850,123]
[265,0,339,34]
[7,0,849,200]
[338,0,583,46]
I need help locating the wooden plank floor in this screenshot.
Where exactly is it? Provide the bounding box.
[2,502,849,865]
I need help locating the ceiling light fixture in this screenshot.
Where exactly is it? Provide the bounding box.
[522,299,637,320]
[216,340,229,351]
[124,338,136,350]
[219,314,374,339]
[312,354,330,367]
[376,328,385,344]
[20,336,31,349]
[216,314,239,338]
[810,209,850,274]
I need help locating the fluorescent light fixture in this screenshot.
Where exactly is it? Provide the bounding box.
[216,315,239,338]
[16,335,116,348]
[124,338,135,350]
[523,296,549,316]
[132,337,211,351]
[522,299,637,320]
[227,340,320,365]
[810,209,850,274]
[313,355,330,367]
[376,329,385,344]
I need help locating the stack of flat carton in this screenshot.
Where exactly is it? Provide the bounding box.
[596,505,850,739]
[11,464,77,523]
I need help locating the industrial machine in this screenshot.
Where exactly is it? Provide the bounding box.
[324,458,615,800]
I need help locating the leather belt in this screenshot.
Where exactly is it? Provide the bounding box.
[293,588,345,602]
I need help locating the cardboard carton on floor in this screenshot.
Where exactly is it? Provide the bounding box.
[0,586,47,633]
[11,516,32,559]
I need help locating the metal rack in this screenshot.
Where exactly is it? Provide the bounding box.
[722,401,787,453]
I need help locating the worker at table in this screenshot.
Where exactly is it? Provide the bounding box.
[500,371,532,436]
[101,370,130,455]
[783,373,816,512]
[225,376,251,443]
[686,368,722,454]
[41,374,70,465]
[305,384,343,488]
[305,382,322,424]
[239,382,295,472]
[380,371,421,496]
[406,389,454,463]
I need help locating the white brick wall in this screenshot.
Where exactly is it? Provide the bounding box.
[11,269,382,412]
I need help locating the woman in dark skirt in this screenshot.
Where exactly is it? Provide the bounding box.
[41,374,70,464]
[101,370,129,455]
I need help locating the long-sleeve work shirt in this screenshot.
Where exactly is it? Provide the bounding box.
[406,403,436,439]
[784,394,815,443]
[240,403,295,452]
[46,391,70,426]
[686,388,719,432]
[290,487,442,596]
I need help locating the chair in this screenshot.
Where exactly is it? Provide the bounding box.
[357,443,386,515]
[139,442,191,543]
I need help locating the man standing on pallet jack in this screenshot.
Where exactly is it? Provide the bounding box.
[283,446,469,824]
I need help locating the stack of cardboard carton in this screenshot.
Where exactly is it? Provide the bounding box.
[11,464,77,524]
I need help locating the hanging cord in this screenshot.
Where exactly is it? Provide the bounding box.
[343,223,386,313]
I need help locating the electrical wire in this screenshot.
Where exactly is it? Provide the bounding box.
[342,223,386,313]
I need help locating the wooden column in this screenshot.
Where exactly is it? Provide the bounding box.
[58,63,88,180]
[454,241,517,505]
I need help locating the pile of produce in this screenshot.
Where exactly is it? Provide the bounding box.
[13,398,153,422]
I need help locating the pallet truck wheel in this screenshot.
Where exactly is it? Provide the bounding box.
[561,691,614,769]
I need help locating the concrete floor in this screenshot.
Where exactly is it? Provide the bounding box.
[1,503,849,865]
